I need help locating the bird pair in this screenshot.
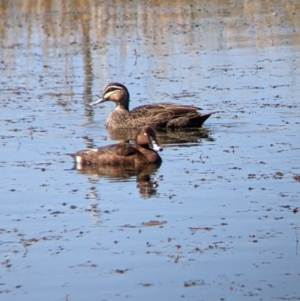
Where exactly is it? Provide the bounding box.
[70,83,213,167]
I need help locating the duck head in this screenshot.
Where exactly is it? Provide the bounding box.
[90,82,130,110]
[136,126,163,152]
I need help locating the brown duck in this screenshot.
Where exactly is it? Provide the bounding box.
[68,126,162,166]
[90,83,213,129]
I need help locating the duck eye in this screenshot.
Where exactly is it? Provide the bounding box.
[143,132,147,136]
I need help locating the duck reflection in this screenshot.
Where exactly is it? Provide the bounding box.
[107,127,214,146]
[72,163,161,198]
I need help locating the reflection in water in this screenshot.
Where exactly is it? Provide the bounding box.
[107,127,214,146]
[1,0,299,56]
[78,127,214,157]
[1,1,299,300]
[1,0,299,110]
[80,10,95,121]
[72,163,161,198]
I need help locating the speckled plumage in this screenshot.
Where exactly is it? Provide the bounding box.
[90,83,213,129]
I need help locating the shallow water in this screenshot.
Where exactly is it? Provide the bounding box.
[1,0,300,300]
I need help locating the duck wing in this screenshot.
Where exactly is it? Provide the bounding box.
[70,143,139,165]
[130,102,202,127]
[166,112,214,127]
[132,102,202,114]
[92,144,138,157]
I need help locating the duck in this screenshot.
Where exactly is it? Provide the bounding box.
[68,126,162,167]
[90,82,213,129]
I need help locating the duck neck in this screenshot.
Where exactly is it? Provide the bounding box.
[116,102,129,111]
[135,145,160,164]
[117,92,130,111]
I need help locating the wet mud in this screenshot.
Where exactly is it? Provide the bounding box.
[1,0,300,300]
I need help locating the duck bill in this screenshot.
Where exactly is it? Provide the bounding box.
[150,138,163,152]
[89,98,107,106]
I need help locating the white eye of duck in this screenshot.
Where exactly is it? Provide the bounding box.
[143,132,147,136]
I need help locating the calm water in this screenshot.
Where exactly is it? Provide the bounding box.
[1,0,300,300]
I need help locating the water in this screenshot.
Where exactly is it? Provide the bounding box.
[1,0,300,300]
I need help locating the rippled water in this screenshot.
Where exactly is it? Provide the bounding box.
[1,0,300,300]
